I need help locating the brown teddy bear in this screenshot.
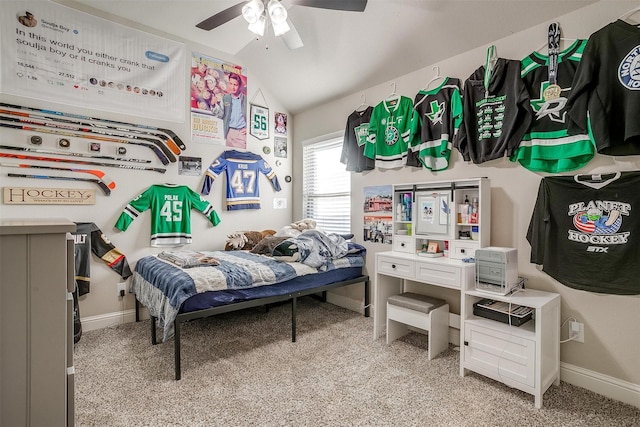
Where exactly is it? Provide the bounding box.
[224,230,276,251]
[250,235,289,255]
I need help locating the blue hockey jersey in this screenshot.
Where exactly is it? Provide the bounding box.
[201,150,281,210]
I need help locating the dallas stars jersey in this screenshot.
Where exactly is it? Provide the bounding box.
[527,171,640,295]
[511,39,594,173]
[455,58,533,164]
[116,184,220,247]
[364,96,419,169]
[202,150,281,210]
[566,20,640,155]
[73,222,132,296]
[411,77,463,171]
[340,106,375,172]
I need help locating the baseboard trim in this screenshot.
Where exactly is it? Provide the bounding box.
[81,309,137,332]
[560,362,640,409]
[326,292,364,313]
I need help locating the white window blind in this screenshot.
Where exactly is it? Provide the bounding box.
[303,137,351,234]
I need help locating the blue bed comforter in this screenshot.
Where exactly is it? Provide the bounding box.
[132,243,365,342]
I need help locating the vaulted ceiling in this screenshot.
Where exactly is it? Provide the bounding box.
[64,0,597,114]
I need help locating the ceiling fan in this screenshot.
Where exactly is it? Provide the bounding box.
[195,0,368,50]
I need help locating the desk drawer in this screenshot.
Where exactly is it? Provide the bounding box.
[377,256,415,279]
[449,241,479,260]
[392,236,413,254]
[415,262,461,289]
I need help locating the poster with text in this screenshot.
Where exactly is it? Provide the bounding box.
[191,53,247,148]
[0,1,186,122]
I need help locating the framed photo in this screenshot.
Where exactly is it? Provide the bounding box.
[427,241,440,253]
[274,137,287,158]
[178,156,202,176]
[250,104,269,140]
[274,111,287,135]
[415,191,449,235]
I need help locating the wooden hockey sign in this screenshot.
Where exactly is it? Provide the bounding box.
[3,186,96,205]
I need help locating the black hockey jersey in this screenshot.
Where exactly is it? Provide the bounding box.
[566,20,640,155]
[73,222,132,296]
[513,39,595,173]
[527,172,640,295]
[455,58,533,164]
[340,107,375,172]
[411,77,463,171]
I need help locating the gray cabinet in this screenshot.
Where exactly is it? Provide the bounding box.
[0,219,75,427]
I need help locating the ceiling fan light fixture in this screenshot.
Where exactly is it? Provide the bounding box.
[271,19,290,36]
[242,0,265,24]
[267,0,288,24]
[247,14,266,36]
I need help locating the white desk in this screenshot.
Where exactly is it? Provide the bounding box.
[373,250,474,340]
[373,250,561,408]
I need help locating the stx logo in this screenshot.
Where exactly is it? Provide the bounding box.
[586,246,608,253]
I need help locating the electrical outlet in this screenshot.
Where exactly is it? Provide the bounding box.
[569,320,584,343]
[117,282,127,297]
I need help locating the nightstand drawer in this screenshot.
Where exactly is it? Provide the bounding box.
[377,256,415,279]
[464,323,535,387]
[415,262,462,289]
[392,236,413,253]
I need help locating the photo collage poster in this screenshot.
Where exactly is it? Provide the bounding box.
[363,185,393,244]
[190,53,247,147]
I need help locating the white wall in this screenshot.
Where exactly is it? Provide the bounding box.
[294,0,640,389]
[0,1,294,320]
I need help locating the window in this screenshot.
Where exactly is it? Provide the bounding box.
[303,136,351,234]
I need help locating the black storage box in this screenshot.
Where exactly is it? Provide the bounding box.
[473,298,534,327]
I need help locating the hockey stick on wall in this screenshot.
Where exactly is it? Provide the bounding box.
[0,103,181,155]
[0,108,181,156]
[7,172,112,196]
[0,143,151,163]
[0,120,172,165]
[0,116,176,164]
[0,149,166,174]
[0,102,186,151]
[0,162,116,189]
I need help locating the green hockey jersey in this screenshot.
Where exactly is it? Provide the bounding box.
[364,96,419,169]
[115,184,220,247]
[512,39,595,172]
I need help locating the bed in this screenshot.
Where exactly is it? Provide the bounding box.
[131,237,369,380]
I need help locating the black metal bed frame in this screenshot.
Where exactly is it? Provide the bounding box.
[135,275,370,380]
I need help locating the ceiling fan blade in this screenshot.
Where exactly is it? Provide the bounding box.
[291,0,367,12]
[196,2,246,31]
[282,18,304,50]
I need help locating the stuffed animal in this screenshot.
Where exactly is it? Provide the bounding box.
[241,231,264,250]
[224,232,248,251]
[261,229,277,239]
[225,230,275,251]
[290,218,317,231]
[250,236,289,255]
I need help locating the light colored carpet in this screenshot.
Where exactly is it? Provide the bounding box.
[74,298,639,426]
